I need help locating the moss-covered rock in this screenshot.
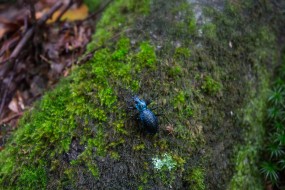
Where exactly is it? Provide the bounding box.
[0,0,283,189]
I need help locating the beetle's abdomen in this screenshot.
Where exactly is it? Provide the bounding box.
[140,109,158,133]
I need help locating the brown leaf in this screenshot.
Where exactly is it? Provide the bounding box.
[0,17,21,39]
[45,4,89,23]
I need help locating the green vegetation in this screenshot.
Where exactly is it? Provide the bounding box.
[151,153,185,186]
[259,53,285,187]
[201,76,222,95]
[0,0,154,188]
[174,47,191,59]
[185,167,205,190]
[202,23,217,39]
[0,0,282,189]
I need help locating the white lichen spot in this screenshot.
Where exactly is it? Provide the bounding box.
[152,153,177,171]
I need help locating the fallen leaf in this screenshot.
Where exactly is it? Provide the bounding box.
[41,4,89,24]
[60,4,89,21]
[0,17,21,39]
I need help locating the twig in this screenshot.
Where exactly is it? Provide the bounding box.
[0,72,14,117]
[55,0,74,23]
[0,85,8,117]
[10,28,34,59]
[27,0,36,24]
[37,2,63,26]
[0,112,23,125]
[10,2,63,60]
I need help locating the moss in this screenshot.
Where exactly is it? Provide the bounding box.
[171,2,197,38]
[0,34,158,188]
[136,41,157,70]
[202,23,217,39]
[185,167,205,190]
[110,151,120,160]
[225,4,278,189]
[133,143,146,151]
[173,91,186,109]
[87,0,150,49]
[201,76,222,95]
[169,65,183,77]
[229,68,270,190]
[189,18,197,35]
[0,0,153,188]
[18,164,47,190]
[1,0,280,189]
[174,47,191,59]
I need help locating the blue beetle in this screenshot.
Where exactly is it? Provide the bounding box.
[133,96,158,134]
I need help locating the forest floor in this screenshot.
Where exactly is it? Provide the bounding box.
[0,0,110,149]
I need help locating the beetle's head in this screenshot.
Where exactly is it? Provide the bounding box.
[133,96,147,112]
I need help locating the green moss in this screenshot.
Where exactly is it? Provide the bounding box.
[171,2,197,38]
[202,23,217,39]
[87,0,150,49]
[186,167,205,190]
[229,66,271,190]
[1,0,279,189]
[0,34,158,187]
[173,91,186,109]
[18,164,47,190]
[201,76,222,95]
[169,65,183,77]
[133,143,146,151]
[0,0,153,188]
[136,42,157,70]
[189,18,197,34]
[174,47,191,59]
[110,151,120,160]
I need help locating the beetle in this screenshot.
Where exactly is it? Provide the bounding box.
[132,96,159,134]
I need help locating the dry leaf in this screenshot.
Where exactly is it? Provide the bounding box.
[40,4,89,24]
[8,98,19,113]
[60,4,89,21]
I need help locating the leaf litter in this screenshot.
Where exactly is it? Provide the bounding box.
[0,0,107,150]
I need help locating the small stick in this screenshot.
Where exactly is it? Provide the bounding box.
[0,112,23,125]
[27,0,36,24]
[0,74,14,117]
[10,1,63,59]
[55,0,74,23]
